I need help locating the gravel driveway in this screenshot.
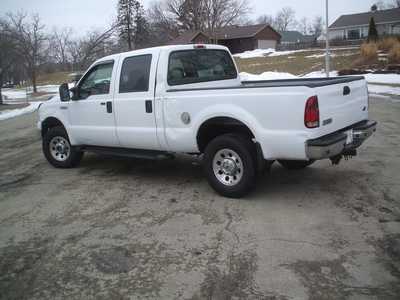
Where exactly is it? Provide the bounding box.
[0,96,399,299]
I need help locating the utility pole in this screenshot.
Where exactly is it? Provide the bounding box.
[325,0,330,77]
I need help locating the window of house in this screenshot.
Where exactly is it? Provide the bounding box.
[168,49,237,86]
[119,55,152,93]
[347,29,360,40]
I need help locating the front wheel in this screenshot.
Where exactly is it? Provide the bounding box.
[278,160,314,170]
[43,126,83,168]
[203,134,256,198]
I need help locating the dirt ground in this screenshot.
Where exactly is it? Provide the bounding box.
[0,96,399,300]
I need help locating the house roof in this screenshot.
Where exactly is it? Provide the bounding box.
[212,24,280,40]
[329,7,400,29]
[167,31,207,44]
[280,31,316,43]
[168,24,281,44]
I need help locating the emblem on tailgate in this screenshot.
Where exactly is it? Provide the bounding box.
[323,118,333,126]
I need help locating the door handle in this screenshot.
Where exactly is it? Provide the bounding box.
[145,100,153,113]
[100,102,106,106]
[106,101,112,113]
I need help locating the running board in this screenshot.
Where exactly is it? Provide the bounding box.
[82,146,174,160]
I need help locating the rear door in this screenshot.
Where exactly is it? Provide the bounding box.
[113,49,161,150]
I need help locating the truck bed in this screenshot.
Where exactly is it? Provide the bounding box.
[167,76,365,92]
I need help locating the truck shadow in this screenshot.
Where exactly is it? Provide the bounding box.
[77,153,369,200]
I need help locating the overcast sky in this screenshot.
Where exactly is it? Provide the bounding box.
[0,0,394,35]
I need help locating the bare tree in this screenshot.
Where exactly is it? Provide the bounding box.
[375,0,399,9]
[256,14,275,26]
[203,0,251,35]
[162,0,250,35]
[0,18,17,104]
[310,16,324,37]
[166,0,206,31]
[147,1,179,43]
[387,0,400,7]
[274,7,296,32]
[50,27,73,71]
[298,17,309,35]
[67,27,116,70]
[6,13,47,93]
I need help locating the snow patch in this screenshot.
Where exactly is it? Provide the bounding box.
[367,84,400,96]
[0,102,42,121]
[302,70,339,78]
[363,73,400,85]
[233,49,276,59]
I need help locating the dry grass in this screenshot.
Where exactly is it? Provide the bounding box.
[36,71,70,85]
[389,44,400,64]
[352,43,379,67]
[378,37,400,52]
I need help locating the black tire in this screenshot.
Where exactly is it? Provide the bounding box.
[43,126,83,168]
[278,159,314,170]
[203,134,256,198]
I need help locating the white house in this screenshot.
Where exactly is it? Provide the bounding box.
[329,7,400,40]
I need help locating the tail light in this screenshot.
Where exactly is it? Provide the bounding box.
[304,95,320,128]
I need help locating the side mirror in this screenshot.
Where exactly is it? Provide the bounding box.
[59,83,70,102]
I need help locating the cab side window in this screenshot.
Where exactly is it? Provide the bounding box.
[78,62,114,99]
[119,55,152,93]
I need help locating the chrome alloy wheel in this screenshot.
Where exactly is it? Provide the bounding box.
[212,148,243,186]
[49,136,70,162]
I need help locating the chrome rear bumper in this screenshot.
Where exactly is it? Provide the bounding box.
[306,120,377,160]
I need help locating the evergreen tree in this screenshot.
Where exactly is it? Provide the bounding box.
[368,17,378,42]
[117,0,148,50]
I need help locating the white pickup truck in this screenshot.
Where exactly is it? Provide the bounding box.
[38,44,376,198]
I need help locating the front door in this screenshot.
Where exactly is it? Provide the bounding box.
[113,50,160,150]
[68,60,120,147]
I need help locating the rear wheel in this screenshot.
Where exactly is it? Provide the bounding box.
[278,160,314,170]
[203,134,256,198]
[43,126,83,168]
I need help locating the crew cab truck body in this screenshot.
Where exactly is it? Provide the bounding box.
[38,44,377,198]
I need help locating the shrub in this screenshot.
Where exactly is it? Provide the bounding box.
[378,37,400,52]
[388,44,400,64]
[361,42,378,59]
[352,42,378,67]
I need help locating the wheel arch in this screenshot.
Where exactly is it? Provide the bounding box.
[196,116,257,153]
[41,117,67,138]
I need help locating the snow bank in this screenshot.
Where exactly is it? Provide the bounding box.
[233,49,276,59]
[368,84,400,96]
[363,73,400,85]
[302,70,339,78]
[0,102,42,121]
[234,47,361,60]
[2,89,26,100]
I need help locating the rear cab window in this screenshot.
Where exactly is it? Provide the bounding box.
[168,49,237,86]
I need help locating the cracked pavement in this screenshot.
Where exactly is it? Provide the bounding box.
[0,96,399,299]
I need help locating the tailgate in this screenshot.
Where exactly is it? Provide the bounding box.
[315,77,369,136]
